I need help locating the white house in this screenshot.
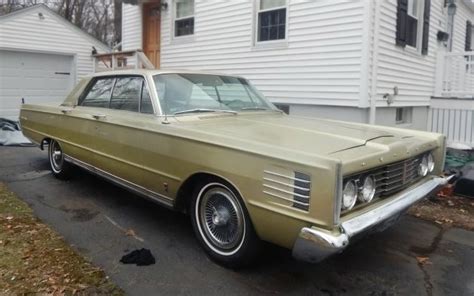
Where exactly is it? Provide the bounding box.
[0,4,110,119]
[120,0,473,137]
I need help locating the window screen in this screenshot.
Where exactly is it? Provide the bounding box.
[81,78,115,108]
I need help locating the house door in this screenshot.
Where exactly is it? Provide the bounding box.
[143,1,161,68]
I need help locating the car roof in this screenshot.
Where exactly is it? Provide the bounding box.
[90,69,245,79]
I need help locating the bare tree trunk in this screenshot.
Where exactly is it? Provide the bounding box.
[114,0,122,46]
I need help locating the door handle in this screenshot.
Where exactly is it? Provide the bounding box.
[92,114,107,120]
[61,108,73,114]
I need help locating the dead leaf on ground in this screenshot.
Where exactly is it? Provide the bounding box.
[416,256,431,265]
[125,229,136,237]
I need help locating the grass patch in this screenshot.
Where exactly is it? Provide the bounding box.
[0,183,123,295]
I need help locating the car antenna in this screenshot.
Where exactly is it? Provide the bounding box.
[162,112,170,124]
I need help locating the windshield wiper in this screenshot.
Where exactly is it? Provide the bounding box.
[240,107,271,111]
[173,108,237,115]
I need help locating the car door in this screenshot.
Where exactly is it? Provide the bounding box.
[59,77,116,166]
[90,76,156,188]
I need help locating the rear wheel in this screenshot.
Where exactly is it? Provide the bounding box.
[190,180,261,268]
[48,139,72,179]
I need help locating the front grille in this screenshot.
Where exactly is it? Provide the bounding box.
[345,153,427,199]
[372,156,423,197]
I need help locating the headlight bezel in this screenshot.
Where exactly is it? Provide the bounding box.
[418,155,429,177]
[427,153,435,173]
[342,180,358,211]
[359,175,376,203]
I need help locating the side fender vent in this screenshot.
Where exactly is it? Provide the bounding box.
[263,170,311,211]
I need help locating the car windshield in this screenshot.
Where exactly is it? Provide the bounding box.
[153,74,277,115]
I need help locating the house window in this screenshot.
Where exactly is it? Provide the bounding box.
[396,0,430,54]
[257,0,287,42]
[395,107,412,124]
[174,0,194,37]
[274,104,290,114]
[406,0,421,47]
[466,21,472,52]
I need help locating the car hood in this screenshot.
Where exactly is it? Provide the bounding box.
[174,113,415,156]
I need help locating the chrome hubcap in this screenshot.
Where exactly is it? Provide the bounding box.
[199,187,244,250]
[211,207,230,226]
[50,141,63,172]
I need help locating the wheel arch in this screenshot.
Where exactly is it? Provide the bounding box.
[175,171,248,214]
[40,137,52,150]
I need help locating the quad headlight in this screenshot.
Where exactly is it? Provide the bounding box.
[342,180,358,211]
[427,153,435,173]
[359,175,376,203]
[418,154,429,177]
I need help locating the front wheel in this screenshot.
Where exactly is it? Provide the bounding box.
[48,139,72,179]
[190,181,261,268]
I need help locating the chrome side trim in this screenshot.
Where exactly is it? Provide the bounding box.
[293,175,449,263]
[64,155,174,208]
[262,190,310,207]
[263,170,311,184]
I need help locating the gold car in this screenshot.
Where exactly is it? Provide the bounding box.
[20,70,449,267]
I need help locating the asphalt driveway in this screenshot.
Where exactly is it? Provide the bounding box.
[1,146,473,296]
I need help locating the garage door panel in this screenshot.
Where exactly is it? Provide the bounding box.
[0,50,74,119]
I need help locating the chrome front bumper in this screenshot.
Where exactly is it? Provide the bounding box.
[292,176,449,263]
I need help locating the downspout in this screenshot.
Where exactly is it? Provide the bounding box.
[369,0,382,125]
[359,0,372,112]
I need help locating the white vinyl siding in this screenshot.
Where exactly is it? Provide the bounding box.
[122,3,143,51]
[121,0,473,112]
[372,0,446,107]
[451,0,474,53]
[159,0,366,107]
[0,5,108,82]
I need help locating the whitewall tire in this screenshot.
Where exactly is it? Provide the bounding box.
[190,180,261,268]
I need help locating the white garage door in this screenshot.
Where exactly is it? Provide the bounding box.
[0,50,74,119]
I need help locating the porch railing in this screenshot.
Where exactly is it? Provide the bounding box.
[428,98,474,148]
[92,50,155,72]
[439,51,474,98]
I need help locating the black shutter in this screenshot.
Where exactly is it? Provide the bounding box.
[421,0,431,55]
[466,21,473,51]
[396,0,409,47]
